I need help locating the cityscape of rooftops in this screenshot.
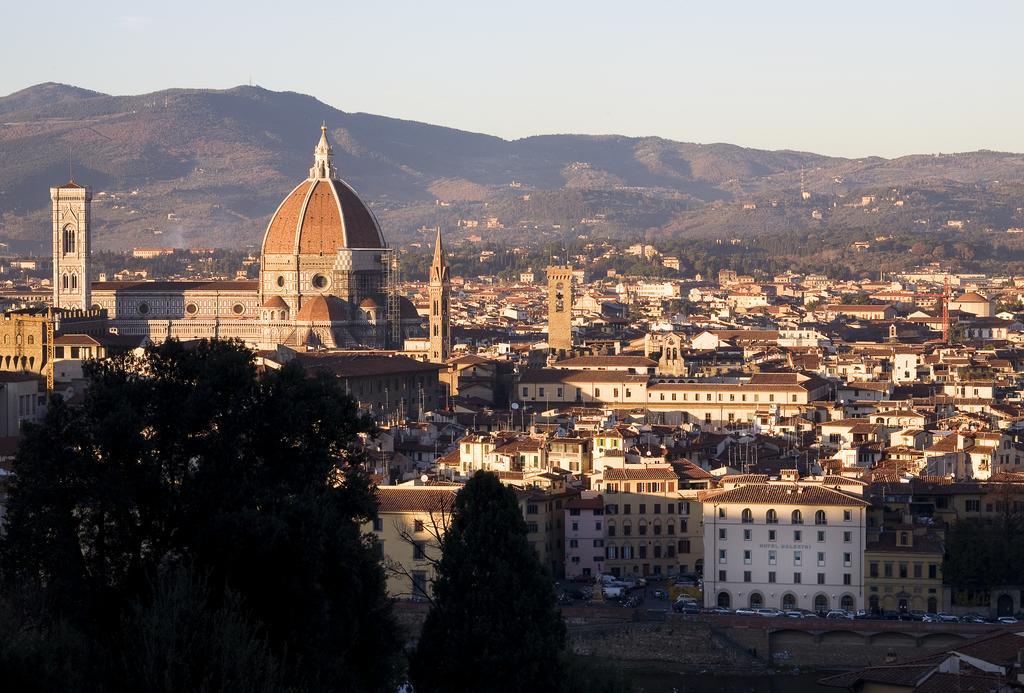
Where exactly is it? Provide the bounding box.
[2,3,1024,692]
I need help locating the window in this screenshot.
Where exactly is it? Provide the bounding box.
[793,572,802,584]
[743,571,751,583]
[817,552,825,566]
[768,530,776,541]
[569,539,578,548]
[743,550,752,564]
[624,504,632,515]
[768,550,777,565]
[792,509,803,524]
[843,552,852,567]
[965,499,980,512]
[766,509,778,524]
[768,571,776,583]
[718,507,727,518]
[869,562,878,578]
[899,563,908,579]
[719,549,727,564]
[527,504,538,515]
[639,504,646,514]
[843,531,852,543]
[817,530,825,542]
[843,510,853,522]
[679,539,691,554]
[413,541,427,560]
[414,519,425,532]
[719,570,727,582]
[843,574,851,586]
[884,562,893,578]
[412,571,428,598]
[719,528,727,540]
[793,530,802,542]
[815,510,827,525]
[741,508,753,524]
[794,551,802,566]
[372,518,383,532]
[743,529,751,541]
[928,564,938,579]
[817,573,825,585]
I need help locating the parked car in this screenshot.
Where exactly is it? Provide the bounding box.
[826,610,854,620]
[705,606,731,615]
[673,601,701,614]
[998,616,1019,625]
[785,609,818,619]
[602,586,624,600]
[921,613,939,623]
[960,614,987,624]
[756,608,784,617]
[936,613,960,623]
[735,607,757,616]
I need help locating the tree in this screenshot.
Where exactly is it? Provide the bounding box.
[0,339,401,692]
[409,471,567,693]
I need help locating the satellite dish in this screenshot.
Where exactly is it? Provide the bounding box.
[511,402,520,410]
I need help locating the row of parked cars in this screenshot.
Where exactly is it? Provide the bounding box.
[697,606,1020,624]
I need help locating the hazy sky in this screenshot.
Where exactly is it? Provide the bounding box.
[4,1,1022,158]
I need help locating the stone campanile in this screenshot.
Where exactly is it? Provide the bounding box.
[51,182,91,310]
[428,226,450,363]
[546,265,573,359]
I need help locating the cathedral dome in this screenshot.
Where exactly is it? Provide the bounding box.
[295,295,351,322]
[261,125,385,256]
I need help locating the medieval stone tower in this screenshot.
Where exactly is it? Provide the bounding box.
[546,265,574,359]
[428,226,450,363]
[51,182,91,310]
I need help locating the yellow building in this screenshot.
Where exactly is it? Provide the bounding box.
[864,526,944,614]
[594,464,695,578]
[368,486,456,599]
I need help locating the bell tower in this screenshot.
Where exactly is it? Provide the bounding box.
[546,265,574,359]
[51,182,91,311]
[428,226,450,363]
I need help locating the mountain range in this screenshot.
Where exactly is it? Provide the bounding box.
[2,82,1024,252]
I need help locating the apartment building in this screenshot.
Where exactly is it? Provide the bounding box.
[701,478,870,613]
[593,464,696,578]
[564,492,605,578]
[368,486,457,599]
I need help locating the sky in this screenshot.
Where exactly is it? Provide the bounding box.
[3,0,1022,158]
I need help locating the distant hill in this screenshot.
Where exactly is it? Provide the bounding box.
[2,82,1024,251]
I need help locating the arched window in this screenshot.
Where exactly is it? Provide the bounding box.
[717,591,731,608]
[70,273,78,290]
[766,509,778,524]
[814,594,829,613]
[62,274,69,290]
[815,510,827,526]
[782,593,797,610]
[840,595,854,611]
[749,592,764,608]
[741,508,753,524]
[869,595,880,612]
[62,225,76,254]
[927,596,937,613]
[27,335,33,346]
[792,509,803,524]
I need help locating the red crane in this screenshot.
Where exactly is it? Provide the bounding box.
[907,276,951,343]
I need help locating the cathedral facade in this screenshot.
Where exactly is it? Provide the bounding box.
[53,126,425,350]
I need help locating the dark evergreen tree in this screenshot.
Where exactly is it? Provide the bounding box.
[0,339,400,692]
[409,471,567,693]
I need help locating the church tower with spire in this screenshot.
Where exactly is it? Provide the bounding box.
[51,181,91,310]
[428,226,450,363]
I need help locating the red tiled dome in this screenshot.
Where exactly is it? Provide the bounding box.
[295,295,351,322]
[261,127,385,256]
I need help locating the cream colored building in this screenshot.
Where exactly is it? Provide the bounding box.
[701,476,869,613]
[368,486,457,599]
